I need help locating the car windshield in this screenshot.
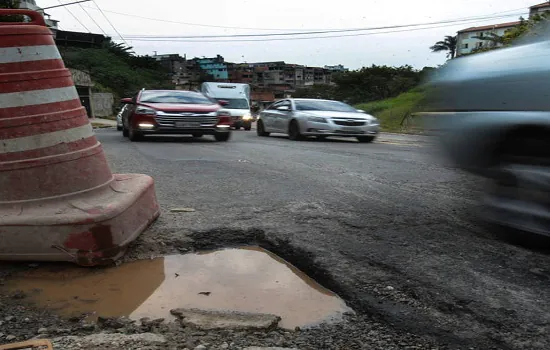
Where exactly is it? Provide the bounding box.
[295,100,357,112]
[216,98,249,109]
[140,91,213,104]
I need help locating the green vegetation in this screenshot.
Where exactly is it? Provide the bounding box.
[430,35,458,59]
[292,65,433,105]
[59,42,172,100]
[355,88,426,132]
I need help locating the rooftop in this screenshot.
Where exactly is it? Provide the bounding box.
[458,21,521,33]
[530,2,550,9]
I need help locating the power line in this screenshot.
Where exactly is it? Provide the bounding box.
[120,17,523,43]
[81,5,527,33]
[91,0,128,45]
[121,12,525,40]
[57,0,90,32]
[79,3,107,35]
[44,0,91,10]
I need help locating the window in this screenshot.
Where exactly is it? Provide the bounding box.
[295,100,357,112]
[139,91,214,105]
[267,101,284,110]
[477,42,483,48]
[463,43,469,49]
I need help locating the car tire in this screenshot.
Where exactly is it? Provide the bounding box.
[128,123,144,142]
[244,123,252,131]
[257,121,270,137]
[357,136,375,143]
[484,134,550,247]
[317,136,327,141]
[288,120,303,141]
[192,133,203,138]
[117,125,123,131]
[214,132,231,142]
[122,124,129,137]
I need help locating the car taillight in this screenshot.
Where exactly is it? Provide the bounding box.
[217,111,232,125]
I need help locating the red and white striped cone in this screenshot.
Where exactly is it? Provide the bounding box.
[0,10,160,266]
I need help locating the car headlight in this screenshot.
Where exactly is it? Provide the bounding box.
[136,106,156,115]
[242,114,252,121]
[307,116,327,123]
[370,118,380,125]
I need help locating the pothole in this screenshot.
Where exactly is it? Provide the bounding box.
[2,247,353,330]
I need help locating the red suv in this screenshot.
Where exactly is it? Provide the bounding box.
[121,90,232,142]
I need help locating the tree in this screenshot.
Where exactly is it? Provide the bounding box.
[430,35,458,59]
[0,0,24,22]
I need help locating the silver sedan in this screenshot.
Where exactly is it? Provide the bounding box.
[256,98,380,142]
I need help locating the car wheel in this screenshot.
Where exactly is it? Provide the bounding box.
[317,136,327,141]
[192,133,203,138]
[128,123,144,142]
[122,124,129,137]
[244,123,252,131]
[257,121,270,137]
[357,136,375,143]
[288,120,303,141]
[117,125,123,131]
[484,134,550,246]
[214,132,231,142]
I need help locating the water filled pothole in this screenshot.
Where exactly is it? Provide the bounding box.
[3,247,352,329]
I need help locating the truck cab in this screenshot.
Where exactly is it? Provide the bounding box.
[201,82,253,130]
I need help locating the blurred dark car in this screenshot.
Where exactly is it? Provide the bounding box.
[422,38,550,238]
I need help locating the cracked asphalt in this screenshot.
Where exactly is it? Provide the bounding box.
[92,127,550,349]
[2,127,548,349]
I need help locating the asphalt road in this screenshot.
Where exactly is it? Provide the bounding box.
[96,128,550,349]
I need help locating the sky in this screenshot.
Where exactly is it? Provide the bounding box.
[37,0,539,69]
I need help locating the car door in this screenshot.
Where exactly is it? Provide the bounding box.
[275,100,293,133]
[261,101,283,132]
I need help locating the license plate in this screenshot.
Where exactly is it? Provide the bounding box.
[175,121,200,128]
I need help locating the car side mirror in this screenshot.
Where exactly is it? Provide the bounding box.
[218,100,229,106]
[121,98,133,104]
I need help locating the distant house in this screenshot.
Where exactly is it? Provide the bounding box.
[19,0,59,34]
[529,2,550,18]
[456,21,520,56]
[195,55,228,81]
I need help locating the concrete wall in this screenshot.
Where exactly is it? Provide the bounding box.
[92,93,114,117]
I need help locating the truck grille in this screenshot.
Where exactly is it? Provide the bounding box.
[155,111,218,127]
[333,119,367,126]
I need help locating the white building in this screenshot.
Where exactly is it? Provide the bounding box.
[529,2,550,17]
[456,21,519,57]
[19,0,59,32]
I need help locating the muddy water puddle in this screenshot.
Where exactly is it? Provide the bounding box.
[3,247,352,329]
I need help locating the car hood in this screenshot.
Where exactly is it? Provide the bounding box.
[300,110,374,120]
[139,103,220,113]
[223,108,250,117]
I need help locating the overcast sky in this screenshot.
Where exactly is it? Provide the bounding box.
[39,0,538,69]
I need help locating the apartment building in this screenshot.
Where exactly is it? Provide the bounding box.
[153,54,205,89]
[456,21,520,56]
[529,2,550,17]
[194,55,229,81]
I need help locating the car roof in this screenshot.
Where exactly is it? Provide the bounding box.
[141,89,200,93]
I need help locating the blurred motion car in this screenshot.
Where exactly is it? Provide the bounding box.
[256,98,380,142]
[422,34,550,238]
[121,90,232,142]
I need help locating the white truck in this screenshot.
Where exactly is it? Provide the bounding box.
[201,82,253,130]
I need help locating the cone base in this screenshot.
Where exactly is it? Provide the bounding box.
[0,174,160,266]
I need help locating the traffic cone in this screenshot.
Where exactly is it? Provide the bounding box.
[0,10,160,266]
